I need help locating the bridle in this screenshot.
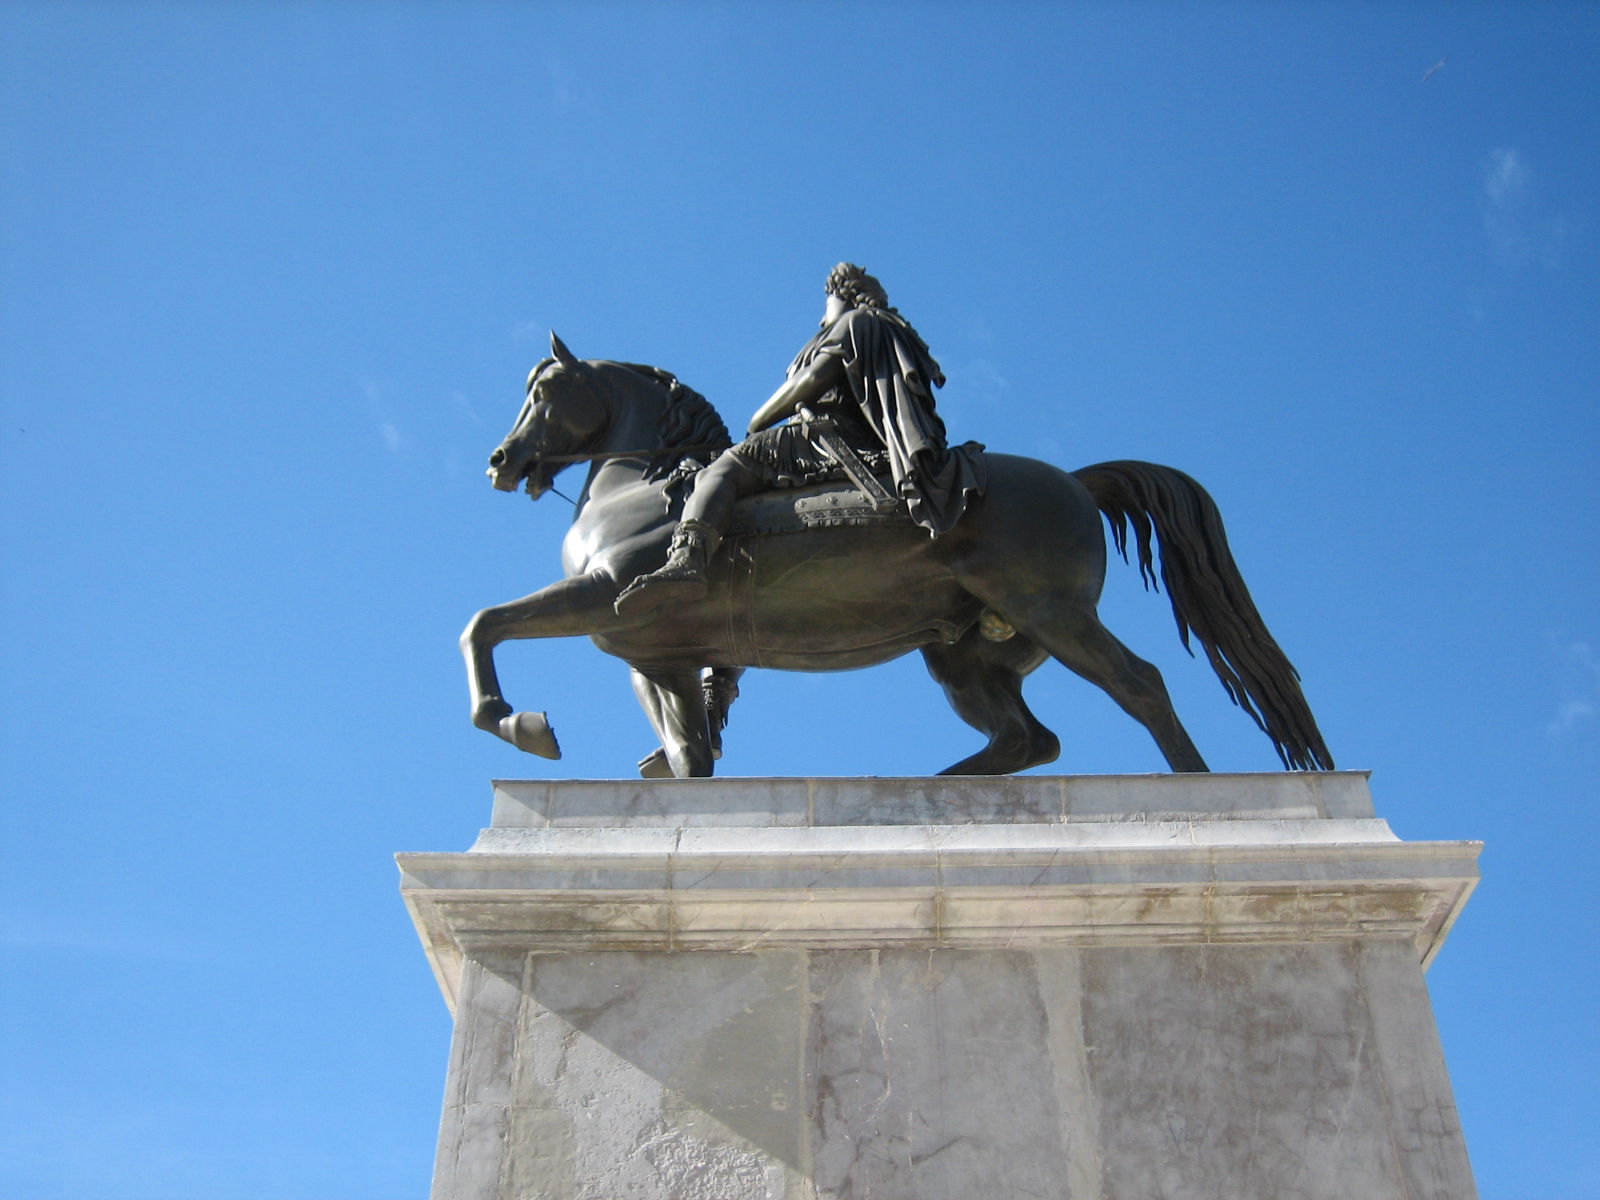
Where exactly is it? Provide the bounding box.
[527,442,728,465]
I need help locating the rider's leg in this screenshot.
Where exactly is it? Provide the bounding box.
[614,455,761,616]
[681,454,759,529]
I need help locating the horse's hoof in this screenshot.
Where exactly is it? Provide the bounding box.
[499,710,561,759]
[637,748,673,779]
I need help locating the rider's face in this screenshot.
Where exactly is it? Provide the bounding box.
[822,292,848,327]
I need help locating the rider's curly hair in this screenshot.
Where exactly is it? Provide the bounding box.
[825,262,896,312]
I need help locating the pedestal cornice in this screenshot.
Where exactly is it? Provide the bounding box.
[399,773,1478,1012]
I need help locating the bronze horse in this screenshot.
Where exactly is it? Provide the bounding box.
[461,336,1333,778]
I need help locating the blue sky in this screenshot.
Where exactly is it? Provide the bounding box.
[2,3,1595,1196]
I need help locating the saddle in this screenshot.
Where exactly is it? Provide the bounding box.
[725,477,912,537]
[724,405,911,537]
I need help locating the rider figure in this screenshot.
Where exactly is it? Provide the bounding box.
[615,263,985,616]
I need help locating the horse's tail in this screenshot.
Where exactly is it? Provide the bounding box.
[1072,460,1335,771]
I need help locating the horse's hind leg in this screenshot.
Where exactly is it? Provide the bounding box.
[923,631,1060,775]
[1022,605,1208,772]
[630,666,715,778]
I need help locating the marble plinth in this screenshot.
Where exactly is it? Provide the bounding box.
[399,774,1479,1200]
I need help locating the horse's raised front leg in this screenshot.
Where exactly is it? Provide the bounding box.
[460,571,627,757]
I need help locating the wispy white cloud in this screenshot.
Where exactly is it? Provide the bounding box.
[957,357,1009,413]
[544,57,601,113]
[2,914,207,962]
[547,59,578,110]
[1483,146,1527,205]
[450,390,484,426]
[1483,147,1532,267]
[1549,699,1596,737]
[1482,148,1566,269]
[363,380,405,455]
[1558,635,1599,680]
[1546,633,1599,738]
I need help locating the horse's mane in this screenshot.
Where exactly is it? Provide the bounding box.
[608,361,733,481]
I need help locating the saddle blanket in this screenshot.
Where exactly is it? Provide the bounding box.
[725,478,911,537]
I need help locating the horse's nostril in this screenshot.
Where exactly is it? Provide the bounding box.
[489,448,506,468]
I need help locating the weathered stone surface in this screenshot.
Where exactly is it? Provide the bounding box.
[484,772,1375,831]
[405,774,1478,1199]
[804,949,1073,1199]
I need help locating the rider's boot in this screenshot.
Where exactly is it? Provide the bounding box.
[614,519,722,617]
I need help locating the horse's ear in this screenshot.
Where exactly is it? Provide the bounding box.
[550,331,578,365]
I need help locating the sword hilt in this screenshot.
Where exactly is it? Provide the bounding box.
[795,405,836,431]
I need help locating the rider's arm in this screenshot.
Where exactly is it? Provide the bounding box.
[747,352,845,434]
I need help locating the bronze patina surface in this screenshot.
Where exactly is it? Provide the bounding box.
[461,270,1332,779]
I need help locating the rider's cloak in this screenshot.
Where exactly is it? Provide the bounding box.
[785,306,986,536]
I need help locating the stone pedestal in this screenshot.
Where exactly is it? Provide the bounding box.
[399,774,1479,1200]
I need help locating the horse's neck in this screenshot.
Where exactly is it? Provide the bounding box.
[577,457,649,507]
[598,383,665,458]
[574,369,669,508]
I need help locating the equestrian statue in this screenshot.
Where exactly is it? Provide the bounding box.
[460,264,1333,778]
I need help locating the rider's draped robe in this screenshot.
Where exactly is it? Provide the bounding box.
[727,306,986,536]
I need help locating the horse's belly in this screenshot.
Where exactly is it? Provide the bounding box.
[597,526,980,670]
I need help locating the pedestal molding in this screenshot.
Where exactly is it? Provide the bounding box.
[400,775,1478,1012]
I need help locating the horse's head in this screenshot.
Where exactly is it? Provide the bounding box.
[487,332,610,499]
